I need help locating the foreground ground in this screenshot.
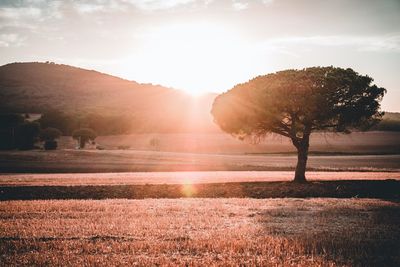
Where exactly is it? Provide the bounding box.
[1,180,399,200]
[1,171,399,200]
[1,171,399,186]
[1,198,399,266]
[1,173,399,266]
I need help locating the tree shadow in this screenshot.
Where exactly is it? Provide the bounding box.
[258,201,400,266]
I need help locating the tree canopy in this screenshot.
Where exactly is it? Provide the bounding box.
[39,127,62,142]
[72,128,97,149]
[211,67,386,182]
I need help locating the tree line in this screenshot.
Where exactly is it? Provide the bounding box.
[0,113,98,150]
[38,111,134,136]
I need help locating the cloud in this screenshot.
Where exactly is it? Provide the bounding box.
[263,35,400,53]
[74,3,106,14]
[126,0,197,11]
[69,0,212,14]
[0,7,42,20]
[0,0,205,19]
[232,1,248,10]
[0,1,63,29]
[0,33,24,47]
[261,0,274,4]
[231,0,273,11]
[72,0,127,14]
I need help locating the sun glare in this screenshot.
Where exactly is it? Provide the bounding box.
[181,183,197,197]
[129,22,249,95]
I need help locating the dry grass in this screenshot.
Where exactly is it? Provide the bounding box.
[1,198,399,266]
[1,149,399,173]
[70,132,400,154]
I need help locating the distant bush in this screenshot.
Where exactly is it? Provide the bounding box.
[368,112,400,131]
[0,114,26,150]
[40,127,62,141]
[72,128,97,149]
[44,140,58,150]
[373,120,400,131]
[40,127,62,150]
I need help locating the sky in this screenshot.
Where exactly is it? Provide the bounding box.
[0,0,399,111]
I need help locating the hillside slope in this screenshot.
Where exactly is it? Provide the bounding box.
[0,62,219,132]
[0,62,398,133]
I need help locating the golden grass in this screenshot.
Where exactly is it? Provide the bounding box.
[1,149,399,173]
[1,198,399,266]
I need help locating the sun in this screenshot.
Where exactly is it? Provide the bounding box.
[127,22,250,95]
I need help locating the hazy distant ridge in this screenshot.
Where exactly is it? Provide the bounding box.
[0,62,219,133]
[0,62,398,133]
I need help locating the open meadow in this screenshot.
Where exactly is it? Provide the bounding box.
[66,131,400,154]
[1,198,399,266]
[1,149,399,173]
[2,131,399,173]
[1,131,399,265]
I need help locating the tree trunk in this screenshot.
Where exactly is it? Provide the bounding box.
[79,137,86,149]
[293,134,310,183]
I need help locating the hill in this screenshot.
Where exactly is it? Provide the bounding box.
[0,62,219,133]
[0,62,398,134]
[373,112,400,131]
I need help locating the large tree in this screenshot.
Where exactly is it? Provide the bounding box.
[211,67,386,182]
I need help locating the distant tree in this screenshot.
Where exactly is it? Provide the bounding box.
[72,128,97,149]
[40,127,62,150]
[0,114,25,150]
[211,67,386,182]
[0,114,25,128]
[39,111,79,135]
[39,111,135,136]
[15,122,41,150]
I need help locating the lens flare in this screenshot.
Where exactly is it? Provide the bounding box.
[181,183,197,197]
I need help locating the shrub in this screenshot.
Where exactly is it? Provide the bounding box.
[40,127,62,141]
[72,128,97,149]
[44,140,58,150]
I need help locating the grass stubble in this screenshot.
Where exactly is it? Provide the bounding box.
[0,198,399,266]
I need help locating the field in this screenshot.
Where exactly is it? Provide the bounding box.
[68,131,400,154]
[1,150,400,173]
[1,131,399,173]
[1,198,399,266]
[1,131,400,266]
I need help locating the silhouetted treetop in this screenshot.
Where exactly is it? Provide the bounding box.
[212,67,386,139]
